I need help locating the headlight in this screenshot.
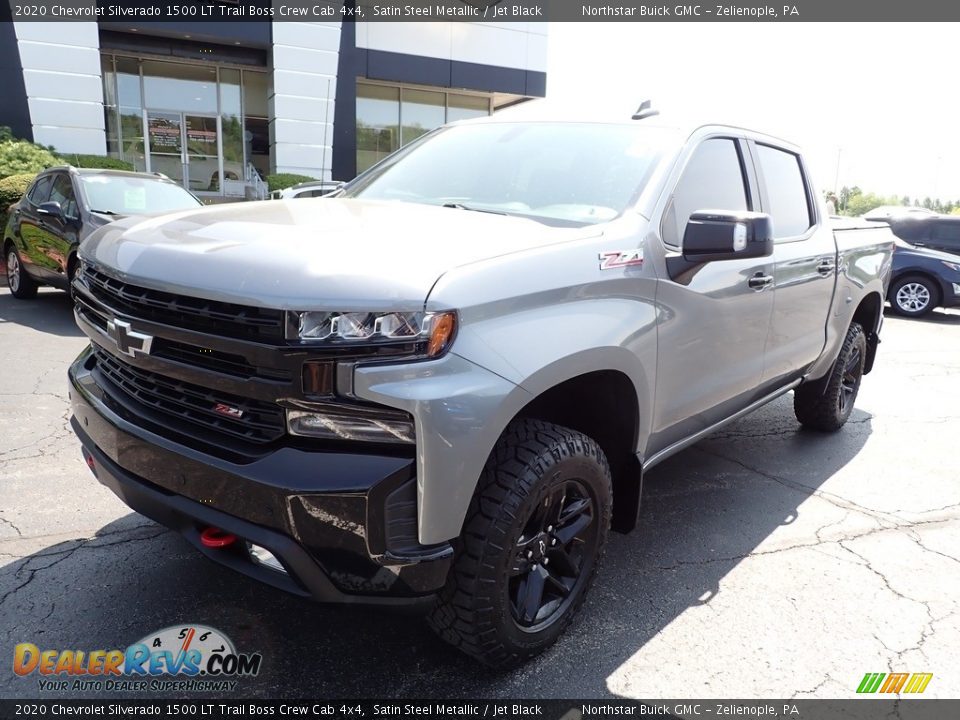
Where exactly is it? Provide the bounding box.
[287,404,415,443]
[290,310,457,358]
[942,260,960,273]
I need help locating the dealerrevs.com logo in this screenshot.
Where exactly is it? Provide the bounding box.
[13,625,262,693]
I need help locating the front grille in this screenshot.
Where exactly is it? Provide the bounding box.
[151,339,292,382]
[92,348,286,445]
[83,266,284,343]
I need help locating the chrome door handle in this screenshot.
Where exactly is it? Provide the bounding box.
[748,273,774,290]
[816,259,836,276]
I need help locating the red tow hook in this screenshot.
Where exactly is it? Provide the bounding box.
[200,527,237,549]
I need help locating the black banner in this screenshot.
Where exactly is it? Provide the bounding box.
[0,700,957,720]
[4,0,960,23]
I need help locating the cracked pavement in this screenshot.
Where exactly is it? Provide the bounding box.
[1,283,958,700]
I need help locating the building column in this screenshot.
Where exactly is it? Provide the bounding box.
[12,21,106,155]
[269,20,341,180]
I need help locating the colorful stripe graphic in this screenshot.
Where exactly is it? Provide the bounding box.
[857,672,932,694]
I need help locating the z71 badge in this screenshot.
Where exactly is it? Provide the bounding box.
[599,250,643,270]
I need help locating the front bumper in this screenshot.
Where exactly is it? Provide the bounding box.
[69,347,452,604]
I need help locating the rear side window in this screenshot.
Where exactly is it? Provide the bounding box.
[755,144,813,238]
[931,222,960,243]
[27,175,53,206]
[665,138,749,247]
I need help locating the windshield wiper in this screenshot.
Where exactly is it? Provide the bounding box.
[89,209,119,215]
[441,202,506,215]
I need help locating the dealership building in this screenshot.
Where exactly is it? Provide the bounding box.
[0,19,547,197]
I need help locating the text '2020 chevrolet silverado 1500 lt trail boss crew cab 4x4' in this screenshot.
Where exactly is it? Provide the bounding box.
[68,106,894,668]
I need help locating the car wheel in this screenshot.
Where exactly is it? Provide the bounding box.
[794,322,867,432]
[428,419,611,668]
[5,247,38,299]
[889,275,938,317]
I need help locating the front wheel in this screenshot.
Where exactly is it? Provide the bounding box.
[6,247,38,299]
[428,419,612,668]
[888,274,938,317]
[794,322,867,432]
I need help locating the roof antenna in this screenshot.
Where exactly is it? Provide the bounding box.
[632,100,659,120]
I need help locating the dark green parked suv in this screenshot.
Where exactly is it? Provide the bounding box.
[4,166,201,299]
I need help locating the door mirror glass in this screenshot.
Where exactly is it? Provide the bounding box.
[683,210,774,262]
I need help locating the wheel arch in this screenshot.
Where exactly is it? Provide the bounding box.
[500,347,651,534]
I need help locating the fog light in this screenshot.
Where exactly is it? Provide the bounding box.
[952,282,960,296]
[287,405,415,443]
[248,543,286,574]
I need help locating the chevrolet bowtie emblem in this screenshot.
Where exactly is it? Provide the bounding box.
[106,319,153,358]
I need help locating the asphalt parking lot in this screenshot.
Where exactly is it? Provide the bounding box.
[1,282,958,700]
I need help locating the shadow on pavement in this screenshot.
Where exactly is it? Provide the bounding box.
[0,396,872,699]
[0,280,81,338]
[883,306,960,324]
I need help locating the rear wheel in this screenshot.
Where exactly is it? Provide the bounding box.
[888,275,938,317]
[5,247,38,299]
[794,322,866,432]
[428,419,612,668]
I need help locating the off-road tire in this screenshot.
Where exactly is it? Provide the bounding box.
[428,419,612,668]
[6,247,38,299]
[794,322,866,432]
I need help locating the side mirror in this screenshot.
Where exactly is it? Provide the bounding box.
[37,201,64,220]
[682,210,773,262]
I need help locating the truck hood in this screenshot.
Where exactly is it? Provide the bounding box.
[80,198,593,310]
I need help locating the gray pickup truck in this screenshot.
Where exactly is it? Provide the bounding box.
[68,109,894,667]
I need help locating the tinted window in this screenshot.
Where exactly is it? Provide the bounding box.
[27,175,53,206]
[931,222,960,243]
[49,174,79,220]
[666,138,749,246]
[755,144,813,238]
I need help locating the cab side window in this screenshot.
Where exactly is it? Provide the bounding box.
[931,222,960,249]
[49,174,79,220]
[664,138,750,247]
[754,144,814,239]
[27,175,54,206]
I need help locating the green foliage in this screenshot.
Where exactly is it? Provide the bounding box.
[0,139,60,179]
[267,173,316,192]
[844,192,902,217]
[58,154,133,171]
[0,173,36,231]
[0,126,13,143]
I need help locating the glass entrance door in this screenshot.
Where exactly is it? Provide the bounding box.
[146,111,222,194]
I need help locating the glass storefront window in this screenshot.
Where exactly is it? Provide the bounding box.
[220,68,243,187]
[357,84,400,174]
[116,57,141,108]
[401,89,444,145]
[448,94,490,122]
[242,71,269,118]
[142,61,217,114]
[357,82,493,176]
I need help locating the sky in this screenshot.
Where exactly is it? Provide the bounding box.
[545,23,960,202]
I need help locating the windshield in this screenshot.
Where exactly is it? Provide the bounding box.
[342,122,670,225]
[79,175,201,215]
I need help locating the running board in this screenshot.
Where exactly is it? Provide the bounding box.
[641,379,802,471]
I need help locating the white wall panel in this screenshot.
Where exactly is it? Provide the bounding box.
[13,21,105,154]
[270,20,341,179]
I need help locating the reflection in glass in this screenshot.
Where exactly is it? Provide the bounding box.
[142,61,217,113]
[357,84,399,173]
[401,89,444,145]
[116,57,141,108]
[220,68,243,186]
[447,94,489,122]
